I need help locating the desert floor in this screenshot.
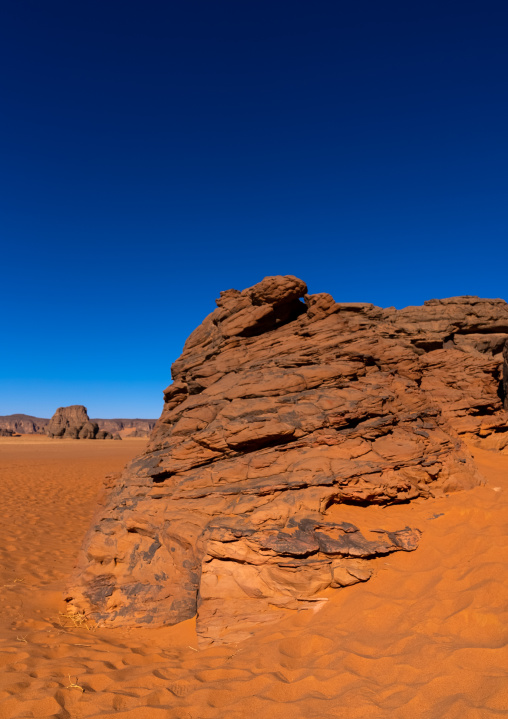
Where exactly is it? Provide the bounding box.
[0,436,507,719]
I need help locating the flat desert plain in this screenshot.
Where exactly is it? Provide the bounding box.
[0,436,507,719]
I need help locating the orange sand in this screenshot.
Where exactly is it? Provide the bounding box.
[0,436,507,718]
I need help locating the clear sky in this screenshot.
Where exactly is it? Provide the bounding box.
[1,0,507,418]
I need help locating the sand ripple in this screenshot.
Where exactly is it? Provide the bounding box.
[1,437,507,718]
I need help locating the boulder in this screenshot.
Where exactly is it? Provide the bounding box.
[66,276,508,645]
[79,421,99,439]
[95,429,114,440]
[63,425,79,439]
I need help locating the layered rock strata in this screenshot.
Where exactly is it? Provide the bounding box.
[67,276,508,645]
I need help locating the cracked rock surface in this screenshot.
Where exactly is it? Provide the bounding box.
[66,276,508,644]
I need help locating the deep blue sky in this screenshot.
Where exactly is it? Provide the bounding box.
[1,0,507,418]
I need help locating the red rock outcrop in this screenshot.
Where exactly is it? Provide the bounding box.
[46,406,116,439]
[66,276,508,645]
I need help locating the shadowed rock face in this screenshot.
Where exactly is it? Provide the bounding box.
[66,276,508,645]
[46,406,115,439]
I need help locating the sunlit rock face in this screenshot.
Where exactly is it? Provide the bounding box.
[66,276,508,645]
[46,405,115,439]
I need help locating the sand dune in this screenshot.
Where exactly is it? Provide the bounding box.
[0,436,507,718]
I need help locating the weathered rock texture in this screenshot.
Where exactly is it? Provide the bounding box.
[46,406,115,440]
[67,276,508,645]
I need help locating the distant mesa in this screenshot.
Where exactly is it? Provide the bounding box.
[0,414,49,435]
[89,419,156,438]
[0,413,156,438]
[66,275,508,646]
[123,428,149,438]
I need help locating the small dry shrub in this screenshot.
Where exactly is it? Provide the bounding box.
[57,610,99,632]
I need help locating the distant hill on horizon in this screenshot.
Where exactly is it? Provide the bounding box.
[0,414,156,436]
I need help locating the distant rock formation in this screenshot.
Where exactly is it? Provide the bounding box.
[46,406,117,439]
[65,276,508,644]
[124,428,150,438]
[0,414,49,434]
[0,428,19,437]
[91,419,156,436]
[0,414,155,437]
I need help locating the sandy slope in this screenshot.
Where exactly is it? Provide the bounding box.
[0,436,507,719]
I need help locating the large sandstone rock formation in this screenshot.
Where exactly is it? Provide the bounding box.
[46,406,116,439]
[66,276,508,645]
